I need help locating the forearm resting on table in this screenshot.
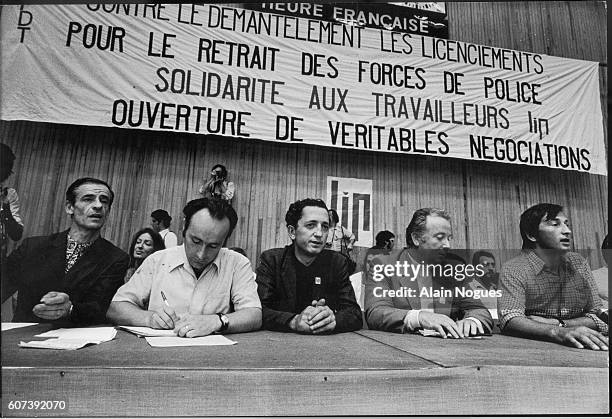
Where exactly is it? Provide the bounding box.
[106,301,149,326]
[225,307,262,333]
[563,316,599,329]
[505,316,562,339]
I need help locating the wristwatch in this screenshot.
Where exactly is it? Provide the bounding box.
[217,313,229,332]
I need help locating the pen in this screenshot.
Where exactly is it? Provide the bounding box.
[160,290,170,307]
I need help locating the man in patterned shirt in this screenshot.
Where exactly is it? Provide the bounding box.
[2,177,128,325]
[498,203,608,350]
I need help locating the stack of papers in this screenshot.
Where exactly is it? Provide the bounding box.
[19,327,117,350]
[417,329,484,339]
[145,335,237,347]
[117,325,176,337]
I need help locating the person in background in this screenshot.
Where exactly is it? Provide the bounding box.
[469,250,499,291]
[325,209,355,252]
[498,203,608,350]
[150,209,178,248]
[124,228,165,283]
[592,234,609,302]
[374,230,395,252]
[1,143,23,265]
[2,177,128,325]
[199,164,235,203]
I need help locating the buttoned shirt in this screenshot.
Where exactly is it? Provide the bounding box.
[498,250,607,334]
[112,245,261,315]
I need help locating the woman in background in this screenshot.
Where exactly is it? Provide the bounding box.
[124,228,165,283]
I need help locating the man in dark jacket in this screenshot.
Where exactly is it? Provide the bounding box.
[256,198,362,333]
[2,177,128,325]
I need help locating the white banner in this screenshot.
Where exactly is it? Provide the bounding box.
[0,4,606,175]
[327,176,373,247]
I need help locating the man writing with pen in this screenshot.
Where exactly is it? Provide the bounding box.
[107,198,261,337]
[255,198,362,333]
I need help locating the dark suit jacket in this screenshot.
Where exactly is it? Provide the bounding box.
[364,248,493,334]
[3,230,129,325]
[256,245,362,333]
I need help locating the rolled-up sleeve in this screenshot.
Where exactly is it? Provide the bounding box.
[230,256,261,310]
[498,263,527,331]
[111,257,155,309]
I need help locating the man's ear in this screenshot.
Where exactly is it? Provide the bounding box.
[526,232,538,245]
[410,233,420,247]
[65,201,74,216]
[287,225,296,241]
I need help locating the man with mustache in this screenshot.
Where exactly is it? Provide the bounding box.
[2,177,129,325]
[498,203,608,350]
[108,197,261,337]
[365,208,493,338]
[256,198,362,333]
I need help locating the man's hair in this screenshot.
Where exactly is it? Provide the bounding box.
[472,250,495,266]
[375,230,395,248]
[328,208,339,224]
[182,197,238,238]
[285,198,328,228]
[65,177,114,206]
[405,208,451,248]
[128,227,165,267]
[151,209,172,227]
[519,203,564,249]
[0,143,16,183]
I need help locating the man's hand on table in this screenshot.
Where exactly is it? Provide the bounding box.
[32,292,72,320]
[456,318,484,337]
[289,299,336,334]
[307,299,336,334]
[174,314,221,338]
[418,311,463,339]
[553,325,609,351]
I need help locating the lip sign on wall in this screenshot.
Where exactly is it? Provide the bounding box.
[327,176,372,247]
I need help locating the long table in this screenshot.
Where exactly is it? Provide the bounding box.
[2,324,609,416]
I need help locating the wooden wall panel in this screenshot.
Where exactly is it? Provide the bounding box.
[0,1,608,270]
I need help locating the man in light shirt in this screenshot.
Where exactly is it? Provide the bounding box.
[108,198,261,337]
[365,208,493,338]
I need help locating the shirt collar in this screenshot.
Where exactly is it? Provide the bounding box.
[524,249,572,274]
[166,245,221,276]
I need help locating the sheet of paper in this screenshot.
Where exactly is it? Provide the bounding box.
[36,327,117,343]
[117,325,176,337]
[2,322,38,331]
[145,335,237,347]
[19,338,93,350]
[418,329,484,339]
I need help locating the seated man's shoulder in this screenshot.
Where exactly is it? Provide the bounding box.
[259,246,290,262]
[97,237,129,259]
[501,252,532,271]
